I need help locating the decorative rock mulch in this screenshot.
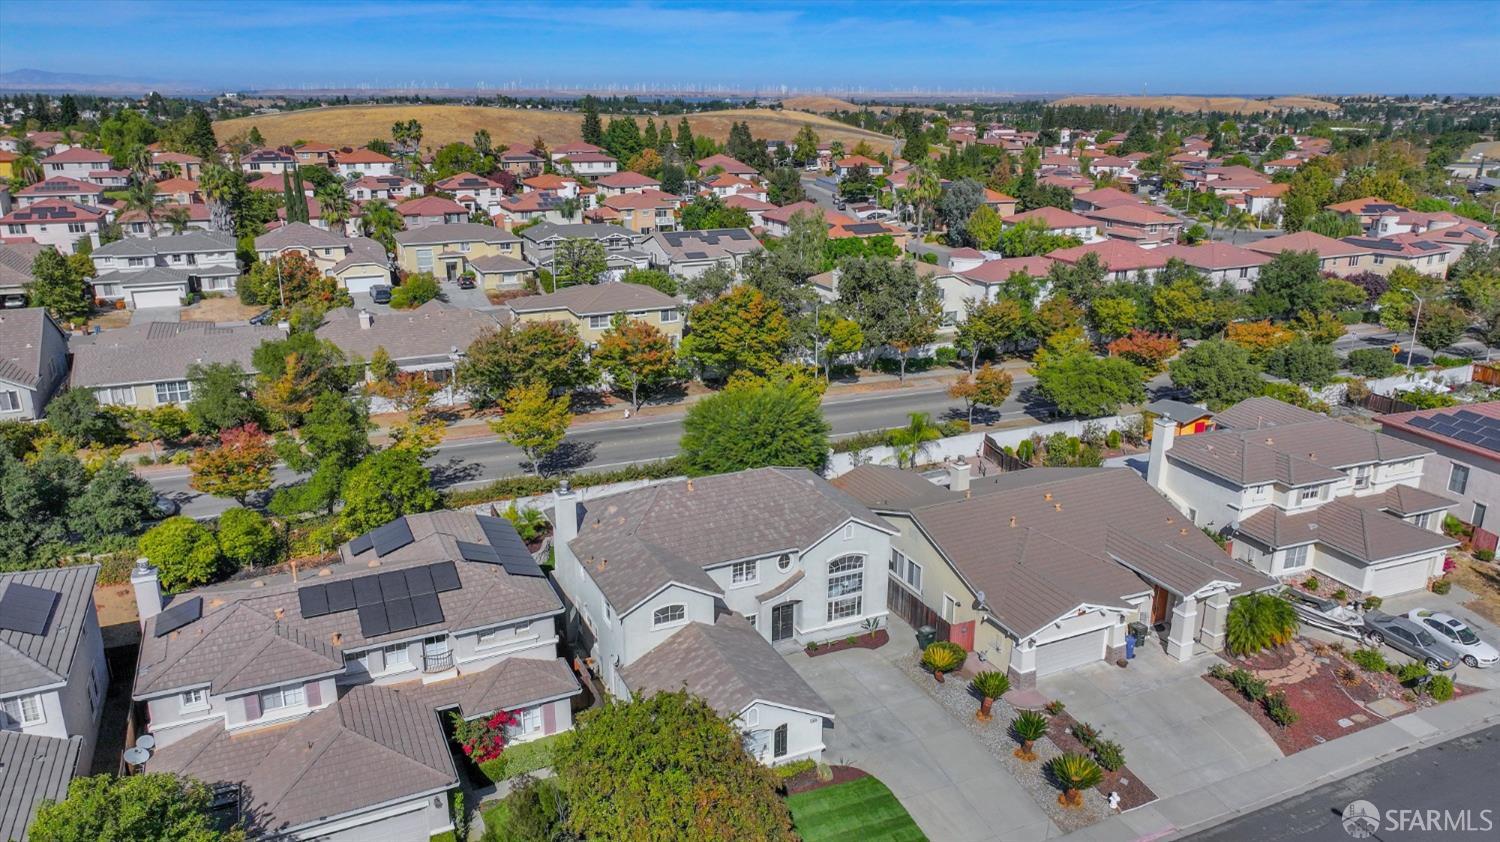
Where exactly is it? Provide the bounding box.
[896,658,1114,832]
[783,763,869,795]
[1045,711,1158,812]
[805,630,890,658]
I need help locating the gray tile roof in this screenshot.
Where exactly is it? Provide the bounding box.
[69,321,284,388]
[134,511,561,699]
[1236,498,1456,564]
[328,237,388,275]
[0,731,81,842]
[519,222,644,244]
[93,230,236,257]
[1167,418,1430,487]
[469,254,532,273]
[394,223,520,246]
[0,307,59,388]
[394,656,580,718]
[145,683,456,836]
[568,467,886,614]
[91,266,192,288]
[316,301,500,363]
[0,243,47,291]
[648,228,763,262]
[1212,396,1326,430]
[621,614,831,717]
[507,282,678,316]
[1146,399,1213,424]
[1,565,99,694]
[254,222,351,252]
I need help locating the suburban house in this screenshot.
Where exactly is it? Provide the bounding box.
[397,196,469,230]
[1377,403,1500,534]
[522,173,585,201]
[0,566,109,842]
[956,255,1055,297]
[499,150,545,178]
[1085,204,1183,248]
[332,147,396,178]
[0,200,106,254]
[154,177,203,205]
[594,170,660,197]
[761,201,856,239]
[134,512,580,841]
[507,282,682,346]
[347,174,422,202]
[15,176,105,207]
[117,202,214,238]
[0,242,48,309]
[723,193,777,228]
[983,188,1018,217]
[833,155,885,180]
[435,172,506,214]
[291,142,336,168]
[1154,242,1272,291]
[599,190,679,235]
[1245,183,1290,222]
[152,151,203,180]
[1327,197,1408,232]
[696,154,758,179]
[254,223,393,295]
[518,222,651,274]
[1071,187,1142,213]
[642,227,763,279]
[831,464,1273,685]
[317,303,501,406]
[1245,231,1374,277]
[549,468,871,764]
[1342,235,1452,278]
[90,231,241,307]
[393,223,523,282]
[239,148,295,174]
[550,141,604,164]
[1148,397,1456,598]
[1145,398,1218,437]
[559,151,618,177]
[0,307,68,422]
[40,147,111,179]
[702,173,767,201]
[1047,239,1168,281]
[72,320,285,408]
[1001,206,1102,243]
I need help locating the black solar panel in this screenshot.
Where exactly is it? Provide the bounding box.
[456,540,500,564]
[379,571,410,601]
[385,597,417,632]
[154,597,203,637]
[412,592,444,626]
[349,534,374,556]
[431,561,461,592]
[357,602,390,637]
[1456,430,1488,445]
[370,518,415,557]
[297,585,329,619]
[0,584,60,635]
[354,576,383,607]
[326,580,356,613]
[405,565,436,596]
[476,516,546,577]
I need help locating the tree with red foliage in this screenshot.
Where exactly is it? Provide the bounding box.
[1106,330,1179,374]
[188,423,276,505]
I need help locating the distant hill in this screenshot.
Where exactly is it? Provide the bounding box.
[1050,95,1338,114]
[214,104,894,153]
[781,96,940,117]
[0,67,202,94]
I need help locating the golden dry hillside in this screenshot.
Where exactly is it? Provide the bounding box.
[782,96,940,117]
[1051,95,1337,114]
[214,104,893,154]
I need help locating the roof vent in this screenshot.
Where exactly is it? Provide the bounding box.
[1009,516,1017,528]
[367,558,380,567]
[1044,492,1053,501]
[1054,502,1062,512]
[1265,437,1274,445]
[1180,527,1188,535]
[274,607,284,620]
[318,568,332,577]
[331,632,342,645]
[686,479,694,492]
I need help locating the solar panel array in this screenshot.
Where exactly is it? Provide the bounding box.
[0,583,60,635]
[475,516,547,578]
[155,596,203,637]
[297,561,461,638]
[1409,409,1500,454]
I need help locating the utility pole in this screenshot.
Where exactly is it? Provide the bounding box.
[1405,293,1425,367]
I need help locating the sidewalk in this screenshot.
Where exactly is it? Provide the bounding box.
[1061,687,1500,840]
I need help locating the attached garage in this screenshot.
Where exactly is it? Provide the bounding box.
[129,288,182,309]
[1366,556,1435,598]
[344,274,386,294]
[1035,628,1107,677]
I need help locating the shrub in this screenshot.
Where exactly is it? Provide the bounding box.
[389,271,440,309]
[971,670,1011,700]
[1106,429,1122,449]
[1016,438,1035,463]
[476,731,563,782]
[938,419,971,437]
[1428,673,1455,702]
[1348,648,1387,672]
[1331,589,1348,601]
[1432,579,1452,595]
[1443,514,1465,537]
[1227,668,1268,702]
[1208,663,1233,681]
[1048,753,1103,803]
[1092,739,1125,772]
[1011,710,1049,744]
[1224,593,1300,655]
[1346,348,1400,378]
[138,516,221,592]
[921,641,966,674]
[1397,662,1430,686]
[1338,666,1362,686]
[215,507,280,569]
[1363,596,1383,611]
[1431,354,1469,369]
[1304,576,1320,592]
[1477,549,1495,562]
[442,457,685,507]
[1044,700,1066,716]
[934,346,960,366]
[1070,722,1099,746]
[772,758,817,780]
[1264,692,1299,727]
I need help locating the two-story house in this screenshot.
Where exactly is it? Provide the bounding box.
[0,243,47,309]
[346,174,422,203]
[518,222,651,275]
[499,151,545,178]
[599,189,679,235]
[1001,206,1102,243]
[15,176,105,208]
[1086,204,1183,248]
[557,151,617,178]
[332,147,396,178]
[549,468,874,765]
[72,320,285,409]
[317,303,502,408]
[239,148,295,175]
[1,566,109,842]
[593,171,660,198]
[0,200,106,254]
[0,307,68,419]
[397,195,469,230]
[435,172,507,215]
[152,151,203,181]
[90,231,241,307]
[1154,242,1271,292]
[1147,397,1456,598]
[133,512,580,841]
[1245,231,1374,277]
[550,141,604,164]
[254,223,392,294]
[393,222,523,283]
[643,228,764,280]
[40,147,112,179]
[1376,402,1500,535]
[696,154,758,179]
[507,282,682,346]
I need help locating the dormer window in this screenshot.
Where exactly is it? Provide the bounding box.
[181,688,209,711]
[653,604,687,628]
[1298,487,1321,503]
[730,560,758,585]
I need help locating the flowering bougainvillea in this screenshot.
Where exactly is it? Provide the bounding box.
[450,709,519,763]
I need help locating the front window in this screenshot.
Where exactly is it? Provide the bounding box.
[1284,544,1310,569]
[827,555,864,622]
[507,706,543,738]
[905,558,923,592]
[181,688,209,710]
[68,222,85,233]
[96,386,135,406]
[730,559,758,585]
[259,684,304,713]
[653,604,687,627]
[773,723,788,758]
[155,380,191,404]
[1298,486,1321,503]
[382,643,411,672]
[416,248,433,271]
[1449,464,1470,495]
[588,314,611,329]
[0,391,20,412]
[1,693,45,726]
[889,548,903,574]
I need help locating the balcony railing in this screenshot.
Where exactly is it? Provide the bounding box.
[423,650,454,673]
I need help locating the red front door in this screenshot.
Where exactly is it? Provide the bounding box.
[1150,586,1170,626]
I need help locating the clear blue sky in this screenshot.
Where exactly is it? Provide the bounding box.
[2,0,1497,95]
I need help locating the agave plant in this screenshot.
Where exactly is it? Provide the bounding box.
[970,671,1010,721]
[1048,753,1103,807]
[921,641,966,682]
[1224,593,1301,655]
[1010,710,1048,761]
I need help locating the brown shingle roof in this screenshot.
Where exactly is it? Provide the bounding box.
[317,301,500,364]
[0,565,98,693]
[1168,417,1429,486]
[507,281,678,316]
[394,656,580,717]
[1236,498,1455,563]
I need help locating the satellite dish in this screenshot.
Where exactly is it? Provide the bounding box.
[123,746,151,766]
[135,734,156,750]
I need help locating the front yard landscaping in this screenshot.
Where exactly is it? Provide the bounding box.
[786,774,927,842]
[805,627,889,657]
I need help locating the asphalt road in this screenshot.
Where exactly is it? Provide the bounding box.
[1333,323,1492,365]
[1187,724,1500,841]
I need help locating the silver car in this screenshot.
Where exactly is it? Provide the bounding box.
[1362,612,1463,671]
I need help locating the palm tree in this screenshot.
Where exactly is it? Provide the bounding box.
[316,184,354,233]
[1049,754,1103,807]
[161,205,193,235]
[1010,711,1048,761]
[199,164,242,233]
[558,197,581,222]
[11,139,42,187]
[122,179,160,236]
[888,412,941,470]
[360,200,405,253]
[158,161,182,179]
[125,143,153,181]
[907,164,940,235]
[1225,593,1300,655]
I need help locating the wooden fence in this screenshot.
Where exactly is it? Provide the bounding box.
[1350,392,1418,415]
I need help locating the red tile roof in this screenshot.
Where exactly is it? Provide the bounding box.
[1047,239,1167,272]
[397,196,467,217]
[335,148,395,165]
[959,256,1056,283]
[1246,231,1371,259]
[0,199,106,224]
[596,171,659,188]
[1155,242,1272,270]
[44,147,111,163]
[1004,206,1096,230]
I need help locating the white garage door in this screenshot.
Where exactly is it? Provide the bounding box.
[1368,558,1432,598]
[344,274,385,294]
[1036,628,1107,677]
[130,288,181,309]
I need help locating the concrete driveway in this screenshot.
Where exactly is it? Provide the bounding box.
[130,306,180,325]
[1364,585,1500,691]
[1036,643,1281,801]
[786,634,1059,842]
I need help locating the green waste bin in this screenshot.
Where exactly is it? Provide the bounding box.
[916,625,936,649]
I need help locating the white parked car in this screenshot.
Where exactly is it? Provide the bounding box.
[1407,609,1499,668]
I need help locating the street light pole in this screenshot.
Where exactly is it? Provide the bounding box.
[1405,293,1425,367]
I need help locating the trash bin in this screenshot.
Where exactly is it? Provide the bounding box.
[916,625,936,650]
[1125,634,1136,660]
[1128,621,1148,644]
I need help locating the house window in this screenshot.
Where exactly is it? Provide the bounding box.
[1238,267,1249,278]
[1414,512,1434,530]
[943,594,961,623]
[181,688,209,710]
[1449,464,1470,495]
[730,559,758,585]
[344,651,369,672]
[6,225,24,235]
[588,314,611,329]
[258,684,304,713]
[96,386,135,406]
[0,391,20,412]
[1351,466,1371,489]
[777,553,793,572]
[889,548,904,574]
[743,707,759,727]
[507,706,543,738]
[155,380,191,404]
[128,257,146,267]
[827,555,864,622]
[842,523,853,540]
[773,723,789,758]
[1284,544,1310,570]
[1374,255,1386,265]
[1347,256,1358,267]
[416,248,433,270]
[1298,486,1321,503]
[68,222,85,233]
[2,693,45,726]
[653,604,687,627]
[744,613,757,629]
[904,558,923,592]
[382,643,412,672]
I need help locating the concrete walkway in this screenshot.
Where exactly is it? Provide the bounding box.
[787,635,1060,842]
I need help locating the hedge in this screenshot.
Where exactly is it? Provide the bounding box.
[477,732,567,783]
[443,458,686,508]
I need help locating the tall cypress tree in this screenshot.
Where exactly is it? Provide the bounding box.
[580,96,603,146]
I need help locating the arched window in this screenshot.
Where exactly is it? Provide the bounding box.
[827,555,865,623]
[652,604,687,627]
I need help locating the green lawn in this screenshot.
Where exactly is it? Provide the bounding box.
[786,775,928,842]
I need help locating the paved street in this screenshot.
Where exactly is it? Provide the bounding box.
[1187,724,1500,841]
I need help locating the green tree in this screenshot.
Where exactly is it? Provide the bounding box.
[680,194,754,230]
[999,218,1082,257]
[252,332,355,426]
[30,772,239,842]
[389,271,440,309]
[26,248,91,323]
[45,387,118,444]
[1248,250,1326,320]
[490,382,571,475]
[216,507,279,569]
[139,517,221,592]
[887,411,942,469]
[966,204,1003,250]
[432,142,492,179]
[339,448,440,534]
[816,312,864,380]
[766,166,806,206]
[957,298,1032,369]
[619,268,677,296]
[189,424,276,505]
[1169,338,1264,410]
[948,363,1014,424]
[1265,339,1339,387]
[359,199,405,253]
[1303,210,1363,238]
[580,96,604,146]
[97,109,159,161]
[71,462,157,542]
[681,285,790,380]
[460,321,593,406]
[1032,330,1146,417]
[1088,296,1140,343]
[593,316,676,410]
[186,362,260,435]
[938,178,985,245]
[680,373,829,474]
[548,238,609,289]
